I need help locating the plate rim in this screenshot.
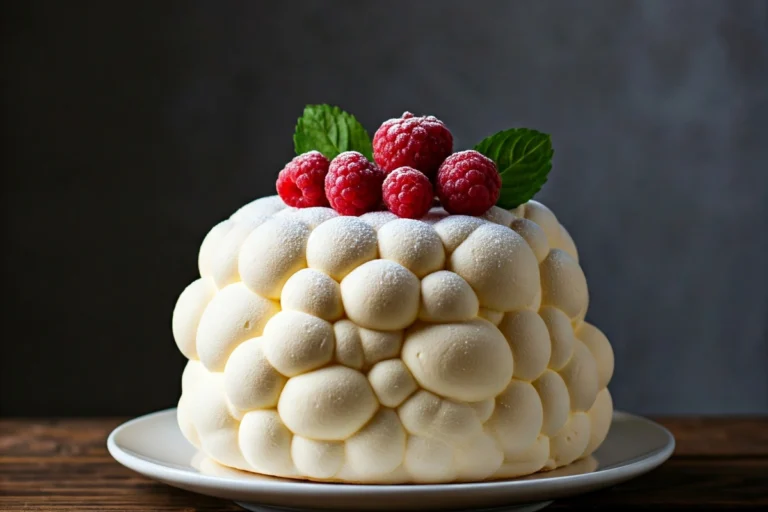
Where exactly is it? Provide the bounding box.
[107,407,675,498]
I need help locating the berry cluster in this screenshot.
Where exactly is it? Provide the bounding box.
[276,112,501,218]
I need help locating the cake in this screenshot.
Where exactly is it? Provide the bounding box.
[172,106,615,484]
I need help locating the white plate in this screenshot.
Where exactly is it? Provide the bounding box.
[107,409,674,512]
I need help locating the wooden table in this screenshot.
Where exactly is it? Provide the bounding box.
[1,417,766,510]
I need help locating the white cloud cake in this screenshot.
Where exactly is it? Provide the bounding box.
[172,196,614,483]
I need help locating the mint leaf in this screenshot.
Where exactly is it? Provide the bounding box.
[293,104,373,160]
[474,128,553,209]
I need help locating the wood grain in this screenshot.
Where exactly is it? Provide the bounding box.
[1,417,766,510]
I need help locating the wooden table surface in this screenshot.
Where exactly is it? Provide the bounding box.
[1,417,766,511]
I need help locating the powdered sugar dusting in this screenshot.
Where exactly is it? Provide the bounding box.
[378,219,445,278]
[341,259,420,330]
[418,270,479,323]
[433,215,485,253]
[429,270,465,293]
[274,206,300,218]
[261,217,311,269]
[376,260,416,288]
[420,206,449,225]
[359,211,399,231]
[319,216,378,253]
[290,207,339,229]
[482,206,515,227]
[281,267,342,321]
[306,216,379,281]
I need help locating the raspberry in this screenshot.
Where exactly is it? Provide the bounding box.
[382,167,434,219]
[373,112,453,179]
[276,151,330,208]
[325,151,385,216]
[436,150,501,216]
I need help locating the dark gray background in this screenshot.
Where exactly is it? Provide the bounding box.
[2,0,766,416]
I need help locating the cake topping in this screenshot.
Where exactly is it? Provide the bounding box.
[293,104,373,161]
[372,112,453,179]
[473,128,554,209]
[276,151,330,208]
[324,151,385,216]
[278,104,553,219]
[436,150,501,216]
[382,167,434,219]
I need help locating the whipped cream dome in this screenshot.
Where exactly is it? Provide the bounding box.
[173,195,614,483]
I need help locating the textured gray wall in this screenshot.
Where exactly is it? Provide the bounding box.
[2,0,767,415]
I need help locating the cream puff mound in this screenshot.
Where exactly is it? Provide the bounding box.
[173,195,615,483]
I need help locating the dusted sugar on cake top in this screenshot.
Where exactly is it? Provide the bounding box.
[172,195,615,484]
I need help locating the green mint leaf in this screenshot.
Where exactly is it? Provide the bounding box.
[474,128,554,209]
[293,104,373,160]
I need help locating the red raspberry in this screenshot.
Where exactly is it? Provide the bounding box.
[276,151,330,208]
[382,167,434,219]
[373,112,453,179]
[325,151,385,215]
[436,150,501,216]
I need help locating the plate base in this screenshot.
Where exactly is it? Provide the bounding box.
[108,409,674,511]
[235,501,553,512]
